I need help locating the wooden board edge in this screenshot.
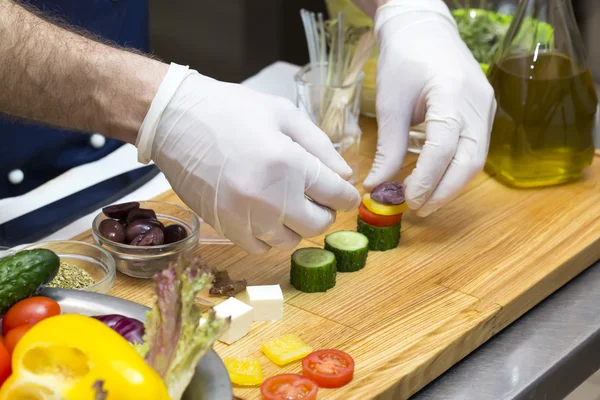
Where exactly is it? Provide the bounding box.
[491,236,600,333]
[375,302,502,400]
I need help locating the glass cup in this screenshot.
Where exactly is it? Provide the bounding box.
[294,63,364,184]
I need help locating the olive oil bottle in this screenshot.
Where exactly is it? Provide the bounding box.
[486,0,597,188]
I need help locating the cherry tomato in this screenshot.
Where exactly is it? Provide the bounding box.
[2,296,61,333]
[358,203,402,227]
[302,349,355,388]
[260,374,318,400]
[4,324,31,355]
[0,342,10,385]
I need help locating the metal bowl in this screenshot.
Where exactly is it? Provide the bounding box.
[41,287,233,400]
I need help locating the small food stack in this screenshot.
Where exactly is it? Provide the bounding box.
[357,182,407,251]
[288,181,406,296]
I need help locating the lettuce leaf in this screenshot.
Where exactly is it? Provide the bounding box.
[137,258,229,400]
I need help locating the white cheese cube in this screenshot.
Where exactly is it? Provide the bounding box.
[243,285,284,321]
[214,297,254,344]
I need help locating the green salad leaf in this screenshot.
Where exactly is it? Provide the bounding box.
[136,258,229,400]
[452,6,512,65]
[452,3,556,70]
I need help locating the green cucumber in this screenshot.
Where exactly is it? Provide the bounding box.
[324,231,369,272]
[0,249,60,314]
[357,217,401,251]
[290,248,336,293]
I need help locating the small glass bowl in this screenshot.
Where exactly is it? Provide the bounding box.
[23,241,116,293]
[92,201,200,279]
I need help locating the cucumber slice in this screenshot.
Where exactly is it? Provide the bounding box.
[324,231,369,272]
[357,217,401,251]
[290,248,336,293]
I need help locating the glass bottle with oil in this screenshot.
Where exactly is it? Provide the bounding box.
[486,0,597,188]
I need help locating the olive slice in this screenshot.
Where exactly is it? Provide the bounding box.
[132,227,165,246]
[370,182,406,205]
[126,208,157,223]
[125,220,154,243]
[102,202,140,219]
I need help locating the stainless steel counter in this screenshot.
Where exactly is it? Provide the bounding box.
[413,259,600,400]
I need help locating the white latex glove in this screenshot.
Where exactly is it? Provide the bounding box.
[364,0,496,217]
[137,64,360,254]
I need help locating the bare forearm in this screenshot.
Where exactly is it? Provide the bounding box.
[352,0,388,19]
[0,0,167,144]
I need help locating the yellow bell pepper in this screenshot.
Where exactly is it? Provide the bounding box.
[223,357,262,386]
[262,334,312,366]
[0,314,169,400]
[361,193,408,216]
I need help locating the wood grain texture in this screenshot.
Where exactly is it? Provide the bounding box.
[72,117,600,399]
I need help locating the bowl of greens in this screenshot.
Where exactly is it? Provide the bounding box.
[451,4,513,74]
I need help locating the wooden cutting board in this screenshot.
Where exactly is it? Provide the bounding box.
[73,117,600,400]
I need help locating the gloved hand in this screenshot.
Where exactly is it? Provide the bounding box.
[136,64,360,254]
[364,0,496,217]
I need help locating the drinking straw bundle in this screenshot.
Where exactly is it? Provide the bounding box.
[300,9,375,142]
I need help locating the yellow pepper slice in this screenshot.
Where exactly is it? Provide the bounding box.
[362,193,408,216]
[262,334,312,366]
[0,314,169,400]
[223,357,263,386]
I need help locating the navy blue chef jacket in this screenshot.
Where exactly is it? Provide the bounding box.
[0,0,148,199]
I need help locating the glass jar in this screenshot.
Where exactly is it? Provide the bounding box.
[486,0,598,187]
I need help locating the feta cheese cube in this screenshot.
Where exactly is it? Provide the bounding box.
[243,285,284,321]
[214,297,254,344]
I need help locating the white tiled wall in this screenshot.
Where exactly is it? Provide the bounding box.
[567,371,600,400]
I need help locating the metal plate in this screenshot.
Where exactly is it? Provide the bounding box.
[40,288,233,400]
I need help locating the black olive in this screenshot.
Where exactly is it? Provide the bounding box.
[102,202,140,219]
[131,227,165,246]
[125,220,154,242]
[99,219,125,243]
[147,219,165,230]
[370,182,406,205]
[130,234,145,246]
[140,227,165,246]
[126,208,157,223]
[125,219,165,243]
[164,224,188,244]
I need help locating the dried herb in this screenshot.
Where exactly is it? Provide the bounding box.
[209,269,247,297]
[48,261,96,289]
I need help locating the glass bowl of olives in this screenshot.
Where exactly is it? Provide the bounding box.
[91,201,200,278]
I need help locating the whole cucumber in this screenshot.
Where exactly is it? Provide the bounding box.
[0,249,60,314]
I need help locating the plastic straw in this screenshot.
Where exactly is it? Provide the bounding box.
[335,12,344,87]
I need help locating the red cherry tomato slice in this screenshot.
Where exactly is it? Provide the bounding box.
[302,349,355,388]
[0,342,10,385]
[2,296,61,333]
[4,324,31,355]
[260,374,318,400]
[358,203,402,227]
